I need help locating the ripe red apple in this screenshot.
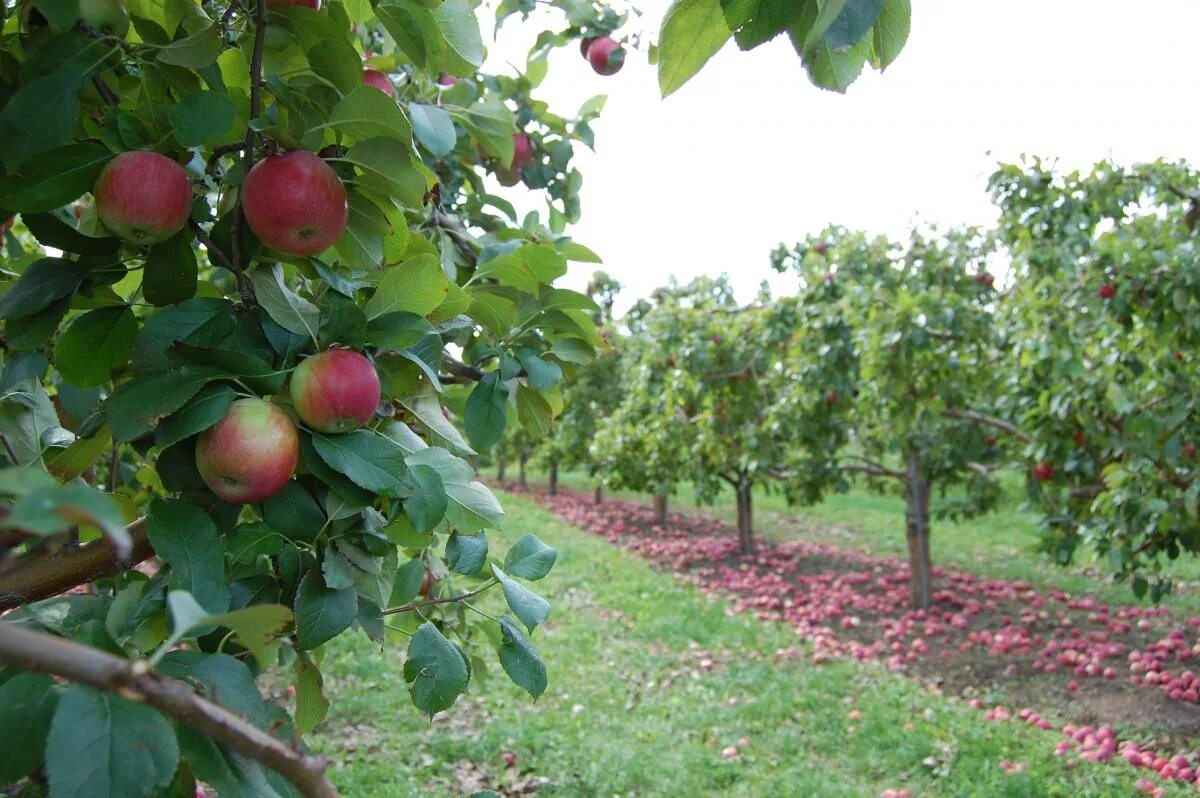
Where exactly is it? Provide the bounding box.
[579,36,597,58]
[242,150,348,256]
[289,349,381,433]
[1185,442,1197,460]
[195,398,299,504]
[512,133,534,171]
[1173,351,1183,362]
[984,435,997,446]
[1074,431,1086,447]
[813,241,828,255]
[266,0,320,8]
[826,390,838,404]
[436,73,458,87]
[711,334,722,345]
[1032,461,1054,481]
[94,151,192,245]
[587,36,624,76]
[361,68,393,96]
[79,0,130,36]
[982,273,995,287]
[1098,283,1116,300]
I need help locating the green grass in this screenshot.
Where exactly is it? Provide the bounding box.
[311,493,1186,797]
[529,468,1200,615]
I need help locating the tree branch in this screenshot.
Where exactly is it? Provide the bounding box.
[0,621,339,798]
[838,463,905,480]
[381,579,495,617]
[941,407,1031,443]
[443,356,485,383]
[0,519,151,611]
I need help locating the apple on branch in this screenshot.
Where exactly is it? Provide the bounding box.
[362,68,394,96]
[585,36,624,76]
[242,150,348,256]
[94,151,193,245]
[290,349,382,433]
[196,399,299,504]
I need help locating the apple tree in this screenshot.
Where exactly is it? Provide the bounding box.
[990,158,1200,601]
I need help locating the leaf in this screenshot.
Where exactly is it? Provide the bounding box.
[307,38,363,95]
[156,24,223,68]
[870,0,909,70]
[321,545,356,590]
[54,306,138,388]
[409,104,457,158]
[0,143,112,213]
[822,0,884,50]
[145,498,231,615]
[401,463,447,531]
[250,264,320,342]
[727,0,796,50]
[498,615,547,699]
[658,0,732,97]
[23,212,120,254]
[294,567,357,650]
[366,311,436,351]
[401,390,475,455]
[0,379,61,465]
[0,257,87,320]
[376,0,441,68]
[464,372,508,450]
[342,137,427,207]
[293,651,329,734]
[517,348,562,391]
[404,622,470,717]
[327,86,413,144]
[45,685,179,798]
[46,426,112,481]
[312,430,409,496]
[157,651,269,726]
[515,383,553,437]
[132,297,231,373]
[153,383,236,451]
[225,521,285,563]
[144,232,199,306]
[261,481,327,544]
[334,192,387,271]
[800,32,871,94]
[365,255,450,319]
[432,0,484,73]
[169,90,237,147]
[503,533,556,581]
[492,564,550,634]
[8,483,131,556]
[0,673,60,784]
[458,100,515,161]
[106,366,225,441]
[445,531,488,575]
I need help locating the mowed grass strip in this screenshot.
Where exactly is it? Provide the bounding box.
[310,493,1183,797]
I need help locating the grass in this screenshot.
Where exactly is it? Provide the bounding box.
[310,493,1186,797]
[524,467,1200,616]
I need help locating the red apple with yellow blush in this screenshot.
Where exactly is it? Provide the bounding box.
[196,398,299,504]
[290,349,381,433]
[242,150,348,256]
[94,151,192,245]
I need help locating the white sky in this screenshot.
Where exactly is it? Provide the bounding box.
[484,1,1200,309]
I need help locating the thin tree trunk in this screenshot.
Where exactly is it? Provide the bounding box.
[905,454,933,610]
[735,478,754,554]
[518,447,528,490]
[653,493,668,525]
[497,451,507,483]
[594,485,603,504]
[548,458,559,496]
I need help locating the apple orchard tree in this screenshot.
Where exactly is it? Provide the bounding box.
[0,0,911,793]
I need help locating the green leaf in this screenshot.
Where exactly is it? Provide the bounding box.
[799,0,849,52]
[33,0,80,33]
[401,463,447,531]
[473,253,539,294]
[498,615,547,699]
[153,383,235,451]
[492,564,550,633]
[132,297,230,373]
[23,212,120,255]
[800,31,871,93]
[870,0,908,68]
[432,0,484,73]
[445,531,488,575]
[169,90,237,147]
[321,545,356,590]
[156,24,223,68]
[409,104,457,158]
[55,306,138,389]
[45,685,179,798]
[366,311,436,351]
[727,0,796,50]
[250,264,320,342]
[293,651,329,734]
[365,255,449,319]
[822,0,884,50]
[457,100,515,162]
[8,483,131,555]
[401,390,475,456]
[341,137,426,207]
[376,0,441,68]
[0,673,60,783]
[307,38,363,95]
[225,521,285,563]
[0,257,87,320]
[464,372,508,450]
[46,426,112,481]
[145,498,232,614]
[144,232,199,306]
[0,143,112,213]
[503,533,556,581]
[334,192,387,270]
[515,383,553,437]
[106,366,225,441]
[658,0,732,97]
[0,379,61,465]
[294,566,358,650]
[261,481,327,544]
[404,622,470,717]
[206,603,293,669]
[327,86,413,144]
[516,348,562,391]
[158,651,269,727]
[312,430,409,495]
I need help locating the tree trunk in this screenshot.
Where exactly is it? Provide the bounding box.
[518,447,529,490]
[905,454,933,610]
[735,478,754,554]
[653,493,668,525]
[548,458,559,496]
[497,451,507,483]
[593,485,603,504]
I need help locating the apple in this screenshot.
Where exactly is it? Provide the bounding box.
[1185,442,1197,460]
[813,241,828,254]
[984,435,997,446]
[361,68,393,96]
[1074,431,1086,447]
[1032,461,1054,481]
[1098,283,1116,299]
[242,150,348,256]
[266,0,320,7]
[80,0,130,36]
[825,389,838,404]
[512,133,534,171]
[579,36,597,58]
[436,73,458,87]
[195,398,299,504]
[94,151,192,245]
[289,349,381,433]
[982,273,995,287]
[586,36,624,76]
[317,144,339,159]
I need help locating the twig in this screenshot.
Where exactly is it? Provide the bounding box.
[443,356,485,383]
[941,407,1031,443]
[91,75,119,107]
[106,438,120,492]
[0,431,18,464]
[381,580,495,617]
[0,622,339,798]
[838,463,905,480]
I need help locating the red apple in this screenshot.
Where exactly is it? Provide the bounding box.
[266,0,320,8]
[825,390,837,404]
[982,273,995,288]
[94,151,192,245]
[436,73,458,87]
[511,133,533,171]
[1074,431,1086,447]
[579,36,597,58]
[1098,283,1116,300]
[813,241,828,255]
[984,435,997,446]
[586,36,624,76]
[361,68,393,96]
[195,398,299,504]
[242,150,347,256]
[1032,461,1054,481]
[289,349,381,433]
[1185,442,1197,460]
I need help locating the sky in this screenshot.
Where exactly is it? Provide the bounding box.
[483,2,1200,310]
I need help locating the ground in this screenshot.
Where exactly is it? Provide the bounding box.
[305,487,1198,797]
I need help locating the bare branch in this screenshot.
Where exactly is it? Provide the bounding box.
[0,621,339,798]
[838,463,905,480]
[941,407,1031,443]
[443,356,485,383]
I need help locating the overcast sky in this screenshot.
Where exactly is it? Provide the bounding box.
[483,2,1200,309]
